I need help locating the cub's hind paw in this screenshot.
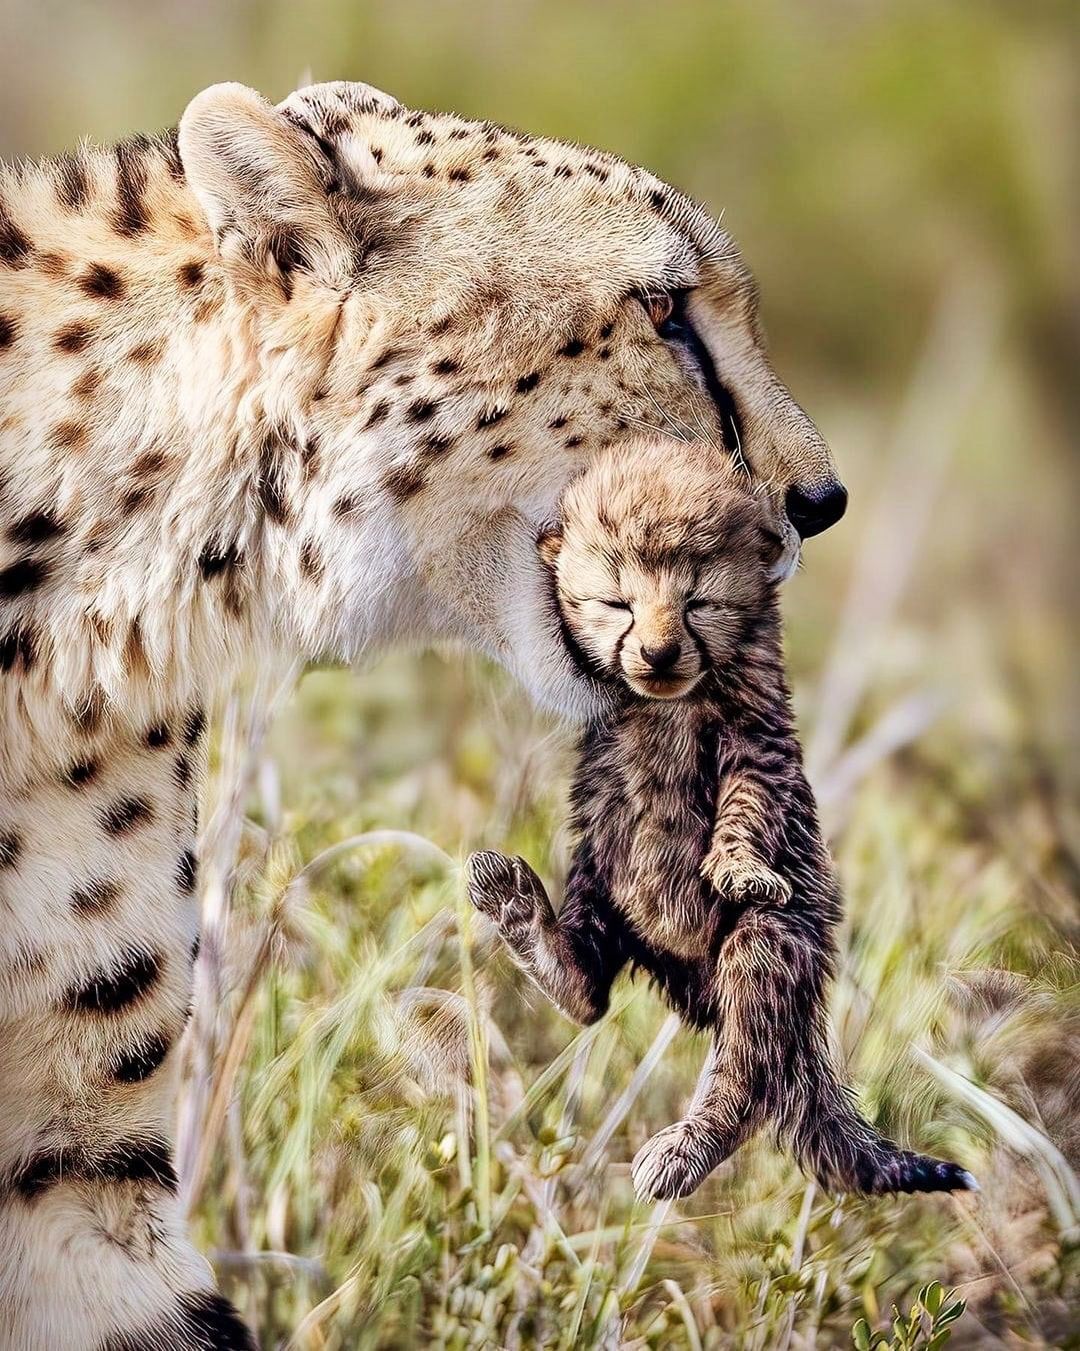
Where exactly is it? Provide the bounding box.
[465,851,548,943]
[702,853,792,907]
[631,1118,728,1202]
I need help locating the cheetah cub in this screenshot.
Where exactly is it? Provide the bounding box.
[467,441,976,1202]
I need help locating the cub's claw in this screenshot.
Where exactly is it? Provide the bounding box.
[631,1118,728,1202]
[702,852,792,906]
[465,851,547,943]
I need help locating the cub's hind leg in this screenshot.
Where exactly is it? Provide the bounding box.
[631,1032,767,1201]
[465,850,628,1025]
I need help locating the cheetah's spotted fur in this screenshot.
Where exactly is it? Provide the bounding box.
[0,80,842,1348]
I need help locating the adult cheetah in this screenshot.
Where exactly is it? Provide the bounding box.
[0,80,846,1349]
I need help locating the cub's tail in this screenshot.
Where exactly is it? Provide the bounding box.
[786,1065,978,1196]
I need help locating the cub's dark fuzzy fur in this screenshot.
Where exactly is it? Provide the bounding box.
[467,443,976,1201]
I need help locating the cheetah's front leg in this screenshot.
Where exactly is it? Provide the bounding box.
[465,851,624,1025]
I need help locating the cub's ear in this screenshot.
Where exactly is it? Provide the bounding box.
[179,82,354,287]
[536,526,564,569]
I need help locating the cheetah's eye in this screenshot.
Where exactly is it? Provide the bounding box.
[597,598,632,612]
[637,288,691,341]
[642,292,673,327]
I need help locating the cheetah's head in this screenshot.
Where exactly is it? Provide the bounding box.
[178,80,846,605]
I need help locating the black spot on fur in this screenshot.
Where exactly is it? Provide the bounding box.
[0,557,48,597]
[0,830,21,868]
[599,320,615,339]
[174,754,193,790]
[650,187,666,210]
[176,849,197,893]
[407,398,437,423]
[197,541,242,580]
[421,433,454,456]
[477,406,508,430]
[190,932,201,964]
[54,153,90,210]
[120,485,152,515]
[366,399,391,429]
[55,322,93,353]
[383,464,425,501]
[549,415,569,430]
[64,759,100,788]
[158,127,185,182]
[71,877,121,915]
[100,796,154,836]
[64,948,161,1014]
[299,538,323,579]
[370,346,403,370]
[565,435,584,449]
[559,338,586,358]
[111,1031,172,1083]
[488,444,513,461]
[432,357,460,375]
[79,263,125,300]
[112,137,151,236]
[416,129,435,145]
[448,166,472,183]
[256,434,291,524]
[0,205,31,268]
[0,626,35,672]
[0,314,16,348]
[183,707,206,746]
[8,512,64,547]
[178,260,204,288]
[515,371,542,394]
[145,723,171,749]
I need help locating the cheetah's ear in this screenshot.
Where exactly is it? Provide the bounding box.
[179,82,354,287]
[536,526,564,569]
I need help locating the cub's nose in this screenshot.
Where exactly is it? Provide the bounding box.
[785,482,849,539]
[640,640,682,673]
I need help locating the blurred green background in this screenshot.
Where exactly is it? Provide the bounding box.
[4,2,1077,1345]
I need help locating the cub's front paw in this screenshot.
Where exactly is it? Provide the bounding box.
[702,852,792,906]
[465,851,547,947]
[631,1118,725,1202]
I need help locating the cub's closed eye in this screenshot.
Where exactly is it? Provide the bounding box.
[685,598,718,612]
[597,598,632,612]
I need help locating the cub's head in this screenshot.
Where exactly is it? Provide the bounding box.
[176,79,846,634]
[539,441,778,700]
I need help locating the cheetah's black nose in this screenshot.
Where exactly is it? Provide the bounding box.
[785,482,849,539]
[640,640,682,673]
